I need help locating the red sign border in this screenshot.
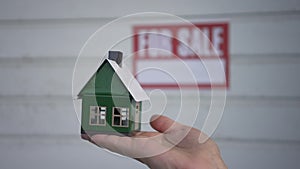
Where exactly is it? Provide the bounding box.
[133,22,229,89]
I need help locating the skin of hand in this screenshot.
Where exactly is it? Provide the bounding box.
[82,115,228,169]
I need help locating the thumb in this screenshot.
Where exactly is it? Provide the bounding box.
[150,115,199,148]
[150,115,177,133]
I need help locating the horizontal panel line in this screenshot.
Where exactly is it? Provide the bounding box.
[0,134,79,139]
[231,54,300,64]
[0,53,299,63]
[1,94,300,99]
[214,137,300,146]
[0,95,73,100]
[231,53,300,58]
[0,134,299,146]
[0,134,82,144]
[0,9,299,24]
[0,56,77,63]
[184,9,300,20]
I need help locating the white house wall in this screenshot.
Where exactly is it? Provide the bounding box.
[0,1,300,169]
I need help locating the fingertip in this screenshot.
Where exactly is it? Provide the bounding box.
[81,134,90,141]
[91,134,108,141]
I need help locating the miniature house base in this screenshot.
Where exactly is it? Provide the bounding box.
[78,51,148,136]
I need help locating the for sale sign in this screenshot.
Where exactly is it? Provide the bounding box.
[133,22,229,89]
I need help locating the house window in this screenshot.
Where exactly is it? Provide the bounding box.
[89,106,106,126]
[112,107,129,127]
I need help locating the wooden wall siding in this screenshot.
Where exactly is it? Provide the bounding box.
[0,0,299,168]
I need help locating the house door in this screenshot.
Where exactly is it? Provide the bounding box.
[135,102,140,130]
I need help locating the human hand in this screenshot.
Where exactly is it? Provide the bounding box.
[82,115,227,169]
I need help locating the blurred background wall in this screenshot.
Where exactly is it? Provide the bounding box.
[0,0,300,168]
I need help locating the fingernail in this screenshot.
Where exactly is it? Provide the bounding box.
[150,114,160,122]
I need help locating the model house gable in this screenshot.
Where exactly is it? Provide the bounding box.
[78,59,148,101]
[78,59,130,98]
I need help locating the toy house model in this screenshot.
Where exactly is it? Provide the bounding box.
[78,51,148,136]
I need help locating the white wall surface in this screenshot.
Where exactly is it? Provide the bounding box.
[0,0,300,169]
